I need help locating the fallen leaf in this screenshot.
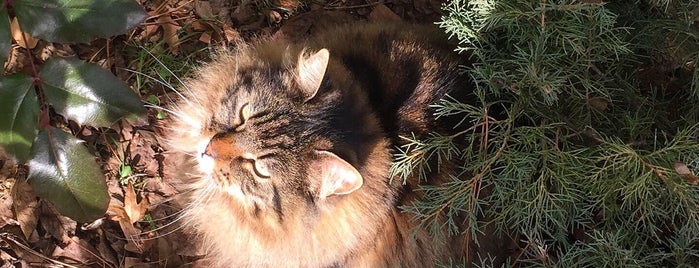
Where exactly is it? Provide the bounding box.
[52,236,104,266]
[368,4,402,22]
[232,0,262,26]
[0,233,50,265]
[199,32,212,44]
[222,23,241,43]
[106,200,145,253]
[674,162,698,185]
[95,229,119,267]
[194,0,215,19]
[0,248,18,265]
[0,181,15,230]
[11,179,38,241]
[10,18,38,49]
[158,15,181,54]
[124,182,149,224]
[38,201,76,244]
[586,97,609,112]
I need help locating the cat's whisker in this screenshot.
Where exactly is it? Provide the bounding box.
[139,187,199,223]
[122,68,196,108]
[144,104,187,119]
[138,181,217,240]
[139,46,203,108]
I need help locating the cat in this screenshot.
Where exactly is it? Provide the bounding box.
[162,22,498,267]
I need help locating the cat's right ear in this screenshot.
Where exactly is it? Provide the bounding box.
[309,150,363,199]
[297,48,329,102]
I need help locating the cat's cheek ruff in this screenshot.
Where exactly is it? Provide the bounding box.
[223,185,246,203]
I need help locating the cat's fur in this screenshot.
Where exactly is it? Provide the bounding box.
[163,23,485,267]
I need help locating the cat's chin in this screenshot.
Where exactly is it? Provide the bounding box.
[196,153,215,175]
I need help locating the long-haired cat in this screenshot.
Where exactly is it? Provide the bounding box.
[163,22,489,267]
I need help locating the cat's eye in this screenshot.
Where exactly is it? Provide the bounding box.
[253,159,271,178]
[240,103,252,123]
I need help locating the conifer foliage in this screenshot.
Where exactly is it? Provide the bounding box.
[394,1,699,266]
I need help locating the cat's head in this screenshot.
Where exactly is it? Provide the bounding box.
[165,45,393,228]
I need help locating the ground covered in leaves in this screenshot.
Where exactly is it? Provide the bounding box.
[0,0,447,266]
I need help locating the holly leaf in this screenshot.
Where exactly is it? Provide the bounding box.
[12,0,147,43]
[0,7,11,63]
[27,127,109,222]
[0,74,38,162]
[40,57,145,127]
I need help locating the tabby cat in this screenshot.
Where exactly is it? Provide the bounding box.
[163,22,492,267]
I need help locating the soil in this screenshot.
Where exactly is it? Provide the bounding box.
[0,0,449,267]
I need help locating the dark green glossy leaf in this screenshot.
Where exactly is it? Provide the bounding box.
[0,7,11,63]
[40,57,145,127]
[0,74,38,162]
[13,0,147,43]
[28,127,109,222]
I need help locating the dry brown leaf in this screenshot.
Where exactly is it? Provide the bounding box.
[232,0,262,26]
[674,162,698,185]
[106,200,145,253]
[586,97,609,112]
[158,15,181,54]
[141,23,161,42]
[156,236,186,267]
[0,248,18,265]
[0,216,18,230]
[368,4,402,22]
[0,178,15,230]
[38,202,76,244]
[11,179,38,241]
[199,32,212,44]
[222,23,241,43]
[51,236,103,266]
[0,233,54,266]
[124,182,149,225]
[10,18,38,49]
[94,229,119,267]
[194,0,215,19]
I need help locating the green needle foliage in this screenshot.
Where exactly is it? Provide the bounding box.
[392,0,699,266]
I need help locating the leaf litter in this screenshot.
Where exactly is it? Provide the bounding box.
[0,0,443,266]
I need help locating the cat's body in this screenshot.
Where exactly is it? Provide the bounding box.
[164,23,480,267]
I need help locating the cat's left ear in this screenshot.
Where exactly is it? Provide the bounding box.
[297,48,329,101]
[309,150,363,199]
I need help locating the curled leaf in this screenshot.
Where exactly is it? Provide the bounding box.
[674,162,698,185]
[10,17,38,49]
[28,127,109,222]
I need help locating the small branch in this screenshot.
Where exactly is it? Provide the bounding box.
[642,160,668,182]
[17,22,51,129]
[540,0,547,29]
[324,1,384,10]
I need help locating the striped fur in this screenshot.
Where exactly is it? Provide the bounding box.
[163,23,480,267]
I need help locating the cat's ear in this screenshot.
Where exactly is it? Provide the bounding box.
[309,150,363,199]
[297,48,329,101]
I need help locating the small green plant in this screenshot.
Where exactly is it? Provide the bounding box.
[0,0,147,222]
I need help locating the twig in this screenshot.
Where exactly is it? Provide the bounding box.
[324,1,384,10]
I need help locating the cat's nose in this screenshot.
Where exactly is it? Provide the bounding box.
[203,133,250,160]
[203,141,219,159]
